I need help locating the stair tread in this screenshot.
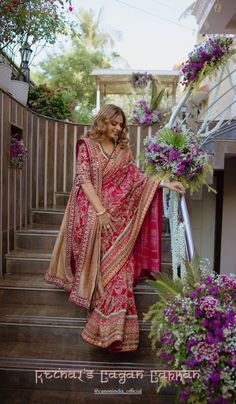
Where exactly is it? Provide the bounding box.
[17,223,60,233]
[0,303,82,318]
[0,340,159,366]
[0,273,55,289]
[5,248,52,259]
[0,390,176,404]
[0,303,151,328]
[0,273,160,294]
[32,206,65,213]
[0,389,176,404]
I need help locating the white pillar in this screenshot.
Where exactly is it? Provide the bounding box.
[96,81,101,113]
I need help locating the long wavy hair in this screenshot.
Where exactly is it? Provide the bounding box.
[86,104,129,148]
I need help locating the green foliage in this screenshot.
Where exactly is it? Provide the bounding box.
[0,1,74,53]
[75,8,115,53]
[150,81,165,111]
[143,299,166,351]
[73,102,94,125]
[143,249,203,348]
[32,8,117,123]
[147,272,184,301]
[28,84,76,120]
[157,127,187,149]
[37,45,110,108]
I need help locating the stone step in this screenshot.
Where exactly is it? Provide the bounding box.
[16,225,170,250]
[6,237,171,274]
[0,341,176,398]
[30,206,170,234]
[0,305,152,348]
[55,191,70,207]
[31,207,65,225]
[5,249,51,274]
[0,388,176,404]
[0,274,162,314]
[15,231,58,250]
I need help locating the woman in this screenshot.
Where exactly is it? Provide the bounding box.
[45,104,184,352]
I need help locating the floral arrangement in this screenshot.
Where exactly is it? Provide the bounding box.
[0,0,73,52]
[144,255,236,404]
[142,126,213,193]
[180,35,235,90]
[130,99,164,126]
[10,136,27,169]
[131,72,153,89]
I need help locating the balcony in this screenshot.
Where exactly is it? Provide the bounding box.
[192,0,236,34]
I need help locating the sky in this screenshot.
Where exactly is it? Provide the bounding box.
[32,0,198,71]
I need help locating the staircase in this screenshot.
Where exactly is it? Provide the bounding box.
[0,195,176,404]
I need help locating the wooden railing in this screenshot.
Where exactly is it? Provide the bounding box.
[0,88,159,275]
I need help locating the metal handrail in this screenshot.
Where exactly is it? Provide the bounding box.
[200,84,236,118]
[166,88,195,262]
[165,67,236,265]
[201,67,236,100]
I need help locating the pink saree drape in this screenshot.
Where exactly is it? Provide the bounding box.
[45,138,162,352]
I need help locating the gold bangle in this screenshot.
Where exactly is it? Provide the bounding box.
[96,208,106,216]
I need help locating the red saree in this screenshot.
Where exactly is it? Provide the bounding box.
[45,138,162,352]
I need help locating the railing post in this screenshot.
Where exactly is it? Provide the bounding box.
[180,196,194,261]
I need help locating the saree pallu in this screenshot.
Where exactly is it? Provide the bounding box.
[45,138,162,352]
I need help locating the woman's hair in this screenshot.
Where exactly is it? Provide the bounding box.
[86,104,129,148]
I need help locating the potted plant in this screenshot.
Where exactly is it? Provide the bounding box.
[10,134,27,169]
[0,55,12,92]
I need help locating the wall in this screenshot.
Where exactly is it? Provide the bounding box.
[220,156,236,274]
[187,185,216,271]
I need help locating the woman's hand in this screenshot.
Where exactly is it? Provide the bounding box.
[161,180,185,195]
[98,212,116,234]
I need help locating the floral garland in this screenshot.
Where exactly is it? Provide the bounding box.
[163,188,186,280]
[10,136,27,169]
[131,72,153,89]
[180,35,236,91]
[144,260,236,404]
[142,125,214,194]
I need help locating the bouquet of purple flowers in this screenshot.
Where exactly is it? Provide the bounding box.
[180,35,235,90]
[143,126,213,193]
[144,258,236,404]
[10,136,27,169]
[130,99,164,126]
[131,72,153,89]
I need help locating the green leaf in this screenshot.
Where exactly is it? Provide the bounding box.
[182,249,201,288]
[150,81,165,111]
[146,272,184,301]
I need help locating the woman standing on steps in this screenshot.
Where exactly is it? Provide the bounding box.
[45,104,185,352]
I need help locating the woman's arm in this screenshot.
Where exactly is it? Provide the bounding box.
[81,183,116,232]
[159,180,185,195]
[80,182,104,213]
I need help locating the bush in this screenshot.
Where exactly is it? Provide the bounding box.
[28,84,76,120]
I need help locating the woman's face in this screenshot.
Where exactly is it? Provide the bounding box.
[105,114,124,142]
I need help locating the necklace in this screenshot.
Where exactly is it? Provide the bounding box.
[99,141,116,159]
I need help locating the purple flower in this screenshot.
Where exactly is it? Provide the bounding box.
[159,351,174,362]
